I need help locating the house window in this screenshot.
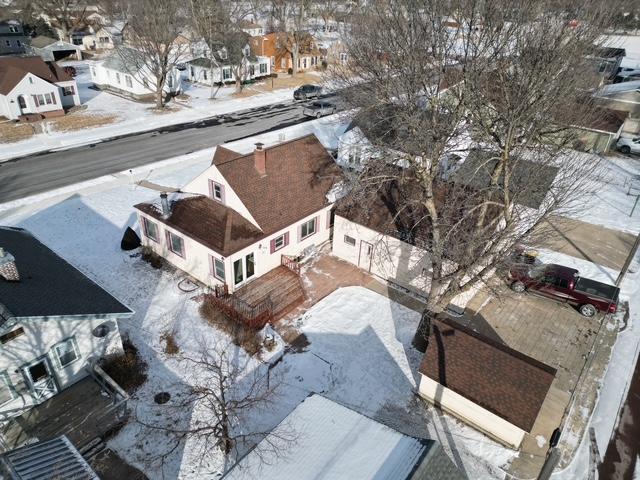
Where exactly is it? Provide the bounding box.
[28,77,33,84]
[16,40,21,47]
[0,373,16,406]
[143,77,149,89]
[347,147,361,165]
[142,217,159,242]
[211,256,225,281]
[8,25,18,33]
[270,232,289,253]
[203,69,208,80]
[125,75,133,88]
[116,72,121,84]
[37,94,45,106]
[4,40,10,47]
[167,75,174,88]
[53,337,80,368]
[167,231,185,257]
[300,218,316,240]
[340,52,348,64]
[219,48,228,60]
[222,68,232,81]
[259,63,267,74]
[208,180,224,202]
[344,235,356,246]
[63,85,75,96]
[0,327,25,344]
[249,64,255,76]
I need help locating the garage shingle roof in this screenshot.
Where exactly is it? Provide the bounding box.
[0,226,132,322]
[419,317,556,432]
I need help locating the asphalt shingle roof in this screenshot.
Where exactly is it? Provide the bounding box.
[0,226,132,321]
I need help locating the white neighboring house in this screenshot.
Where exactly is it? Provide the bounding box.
[221,394,466,479]
[0,56,80,121]
[186,54,270,86]
[29,36,82,61]
[88,21,126,50]
[134,134,342,294]
[0,227,132,418]
[90,47,182,101]
[238,21,264,37]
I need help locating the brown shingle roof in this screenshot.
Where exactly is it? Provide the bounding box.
[578,107,628,134]
[135,195,264,256]
[419,317,556,432]
[0,56,72,95]
[213,134,342,235]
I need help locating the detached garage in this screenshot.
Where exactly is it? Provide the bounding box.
[30,36,82,61]
[416,316,556,449]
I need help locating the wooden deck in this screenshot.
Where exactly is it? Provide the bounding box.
[0,377,124,450]
[234,266,305,319]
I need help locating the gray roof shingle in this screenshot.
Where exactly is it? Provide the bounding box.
[0,226,132,322]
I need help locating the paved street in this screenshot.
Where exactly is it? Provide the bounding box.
[0,94,341,204]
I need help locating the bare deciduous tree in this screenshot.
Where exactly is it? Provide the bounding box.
[20,0,89,41]
[135,340,293,468]
[332,0,618,337]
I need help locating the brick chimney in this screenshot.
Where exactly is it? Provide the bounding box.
[254,143,266,176]
[0,248,20,282]
[160,193,170,217]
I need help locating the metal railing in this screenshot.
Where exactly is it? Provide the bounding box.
[205,291,274,329]
[86,360,129,419]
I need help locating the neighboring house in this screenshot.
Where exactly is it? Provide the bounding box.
[29,35,82,61]
[90,47,182,101]
[0,20,28,56]
[186,55,270,86]
[0,56,80,121]
[0,226,132,417]
[249,32,325,73]
[326,39,349,66]
[222,394,467,479]
[416,314,556,449]
[0,435,98,479]
[134,134,342,293]
[239,20,264,37]
[90,21,125,50]
[333,149,559,295]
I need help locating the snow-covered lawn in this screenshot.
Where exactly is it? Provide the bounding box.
[0,60,301,162]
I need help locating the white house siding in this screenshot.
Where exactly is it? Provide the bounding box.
[182,163,260,228]
[186,57,270,86]
[332,214,431,295]
[56,80,81,108]
[418,374,526,449]
[0,316,124,416]
[137,205,332,293]
[91,63,182,100]
[1,73,65,120]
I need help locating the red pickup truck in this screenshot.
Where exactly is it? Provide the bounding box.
[508,263,619,317]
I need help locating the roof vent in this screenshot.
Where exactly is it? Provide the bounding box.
[0,248,20,282]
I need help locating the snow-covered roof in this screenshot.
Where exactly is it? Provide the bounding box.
[222,394,465,480]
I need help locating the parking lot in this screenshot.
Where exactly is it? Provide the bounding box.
[462,285,618,478]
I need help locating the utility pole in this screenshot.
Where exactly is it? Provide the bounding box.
[616,231,640,287]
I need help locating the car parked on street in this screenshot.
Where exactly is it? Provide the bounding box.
[294,84,322,100]
[303,101,337,118]
[617,137,640,155]
[508,263,619,317]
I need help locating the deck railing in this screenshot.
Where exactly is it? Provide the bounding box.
[86,360,129,419]
[281,255,302,276]
[205,289,273,329]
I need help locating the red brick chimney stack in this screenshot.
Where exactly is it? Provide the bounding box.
[254,143,266,176]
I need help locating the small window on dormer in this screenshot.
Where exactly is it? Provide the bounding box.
[209,180,224,203]
[28,77,33,84]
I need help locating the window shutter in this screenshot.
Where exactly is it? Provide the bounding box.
[326,210,331,229]
[284,232,289,247]
[51,93,56,105]
[165,230,170,248]
[208,179,214,198]
[297,224,302,242]
[32,94,38,106]
[270,238,276,254]
[219,184,226,204]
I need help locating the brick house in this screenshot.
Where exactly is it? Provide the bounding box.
[0,56,80,121]
[134,134,342,294]
[249,32,325,73]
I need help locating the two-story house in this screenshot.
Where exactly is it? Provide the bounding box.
[249,32,325,73]
[0,20,28,56]
[0,226,132,417]
[0,56,81,121]
[134,134,342,293]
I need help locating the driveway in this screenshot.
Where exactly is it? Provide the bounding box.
[535,216,636,270]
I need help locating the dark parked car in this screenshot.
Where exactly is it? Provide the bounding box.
[294,84,322,100]
[63,65,77,77]
[508,263,619,317]
[303,101,336,118]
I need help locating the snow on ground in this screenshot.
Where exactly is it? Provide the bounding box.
[603,34,640,61]
[564,153,640,234]
[0,60,299,162]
